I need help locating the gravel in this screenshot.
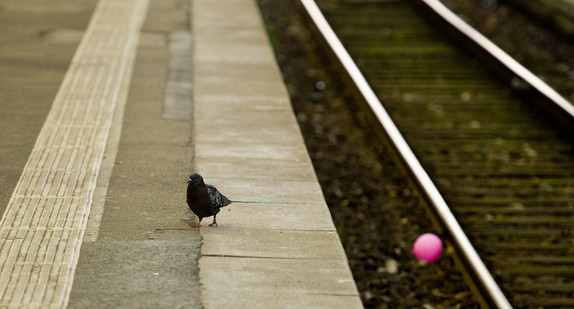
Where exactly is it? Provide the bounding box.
[256,0,482,307]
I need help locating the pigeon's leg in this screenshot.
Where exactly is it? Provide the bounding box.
[209,215,218,227]
[192,217,202,228]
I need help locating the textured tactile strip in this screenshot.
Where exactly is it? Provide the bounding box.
[0,0,148,307]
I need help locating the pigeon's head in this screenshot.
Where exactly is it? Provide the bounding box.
[187,173,205,187]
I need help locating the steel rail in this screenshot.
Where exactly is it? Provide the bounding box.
[420,0,574,119]
[298,0,513,308]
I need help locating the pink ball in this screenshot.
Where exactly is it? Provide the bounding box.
[412,233,443,263]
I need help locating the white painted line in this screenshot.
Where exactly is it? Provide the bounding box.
[0,0,148,307]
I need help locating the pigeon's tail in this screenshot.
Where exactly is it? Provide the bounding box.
[221,194,232,207]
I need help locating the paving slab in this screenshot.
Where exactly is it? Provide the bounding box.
[199,256,358,295]
[196,78,289,98]
[201,291,363,309]
[196,143,311,162]
[196,57,278,75]
[201,228,346,259]
[195,157,318,181]
[203,202,335,231]
[203,177,326,205]
[68,241,201,309]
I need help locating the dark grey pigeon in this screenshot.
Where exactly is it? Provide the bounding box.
[186,173,231,227]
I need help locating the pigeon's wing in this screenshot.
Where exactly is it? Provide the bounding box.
[207,185,232,208]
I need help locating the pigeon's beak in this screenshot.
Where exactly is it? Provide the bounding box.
[187,179,191,184]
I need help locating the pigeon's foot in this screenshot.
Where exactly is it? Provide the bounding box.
[192,223,201,228]
[208,222,218,227]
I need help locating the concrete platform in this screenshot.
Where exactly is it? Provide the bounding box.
[193,0,361,306]
[0,0,362,307]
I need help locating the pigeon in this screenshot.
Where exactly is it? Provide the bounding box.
[186,173,231,228]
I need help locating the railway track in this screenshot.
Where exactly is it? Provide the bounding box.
[298,0,574,308]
